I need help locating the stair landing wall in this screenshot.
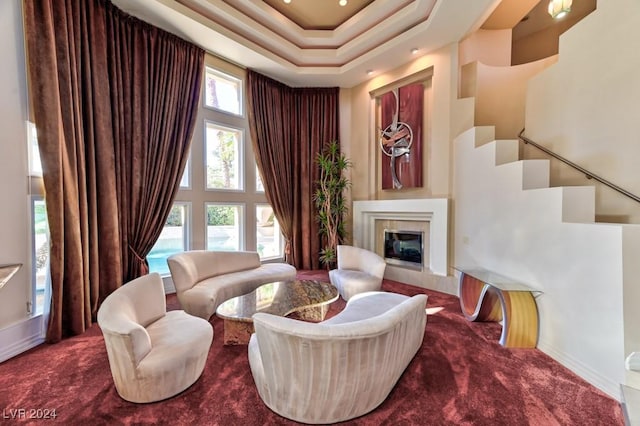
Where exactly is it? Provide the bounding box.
[454,127,626,399]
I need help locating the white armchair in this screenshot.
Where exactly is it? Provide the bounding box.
[97,272,213,403]
[248,291,427,424]
[329,245,386,300]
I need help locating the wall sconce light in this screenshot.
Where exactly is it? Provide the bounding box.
[548,0,572,19]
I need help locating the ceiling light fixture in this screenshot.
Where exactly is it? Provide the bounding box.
[366,70,373,76]
[410,48,419,54]
[548,0,572,19]
[284,0,346,5]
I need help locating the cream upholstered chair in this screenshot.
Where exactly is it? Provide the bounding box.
[329,245,387,300]
[248,291,427,424]
[167,250,296,320]
[97,272,213,403]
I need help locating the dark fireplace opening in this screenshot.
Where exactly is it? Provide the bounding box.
[383,229,423,270]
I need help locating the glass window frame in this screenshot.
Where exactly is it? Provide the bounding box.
[30,195,48,315]
[204,120,245,192]
[203,66,244,118]
[205,202,245,252]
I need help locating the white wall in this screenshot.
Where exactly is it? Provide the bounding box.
[459,28,512,67]
[344,43,458,203]
[454,128,627,398]
[524,0,640,224]
[0,0,30,328]
[0,0,45,361]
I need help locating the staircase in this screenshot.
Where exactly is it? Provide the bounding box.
[453,125,640,400]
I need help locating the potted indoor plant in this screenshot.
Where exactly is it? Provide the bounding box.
[313,140,351,269]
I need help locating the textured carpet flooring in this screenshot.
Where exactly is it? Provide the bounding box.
[0,270,623,425]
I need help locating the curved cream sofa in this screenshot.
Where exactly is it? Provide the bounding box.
[167,250,297,320]
[248,291,427,424]
[97,272,213,403]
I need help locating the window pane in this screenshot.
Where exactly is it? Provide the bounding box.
[32,199,49,314]
[256,165,264,192]
[148,204,188,276]
[206,122,242,190]
[204,67,241,115]
[256,204,281,259]
[207,204,241,251]
[27,121,42,177]
[180,155,190,188]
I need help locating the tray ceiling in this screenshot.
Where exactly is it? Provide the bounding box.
[111,0,503,87]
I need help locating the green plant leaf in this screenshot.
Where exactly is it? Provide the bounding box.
[314,140,352,266]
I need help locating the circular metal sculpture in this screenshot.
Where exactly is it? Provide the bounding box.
[379,89,414,189]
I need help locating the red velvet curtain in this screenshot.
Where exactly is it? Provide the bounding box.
[105,6,204,282]
[23,0,203,342]
[246,71,339,269]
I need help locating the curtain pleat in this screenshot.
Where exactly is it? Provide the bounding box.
[247,71,339,269]
[24,0,203,342]
[105,10,203,282]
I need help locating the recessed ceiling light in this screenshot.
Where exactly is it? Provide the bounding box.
[411,48,419,54]
[366,70,373,75]
[339,0,348,6]
[284,0,291,3]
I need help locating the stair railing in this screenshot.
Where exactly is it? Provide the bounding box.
[518,129,640,204]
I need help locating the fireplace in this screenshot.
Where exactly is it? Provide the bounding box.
[352,199,448,276]
[383,230,423,270]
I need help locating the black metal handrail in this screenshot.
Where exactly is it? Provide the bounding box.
[518,129,640,204]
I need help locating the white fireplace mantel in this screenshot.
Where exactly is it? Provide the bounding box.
[352,199,448,276]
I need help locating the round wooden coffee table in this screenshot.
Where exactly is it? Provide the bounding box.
[215,279,338,345]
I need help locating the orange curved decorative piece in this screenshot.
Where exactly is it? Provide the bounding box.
[457,269,539,348]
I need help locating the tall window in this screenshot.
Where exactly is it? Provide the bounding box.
[27,121,48,314]
[157,58,284,278]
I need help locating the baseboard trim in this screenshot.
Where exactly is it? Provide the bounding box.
[537,338,621,401]
[0,315,45,363]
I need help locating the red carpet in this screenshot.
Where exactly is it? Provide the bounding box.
[0,270,623,425]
